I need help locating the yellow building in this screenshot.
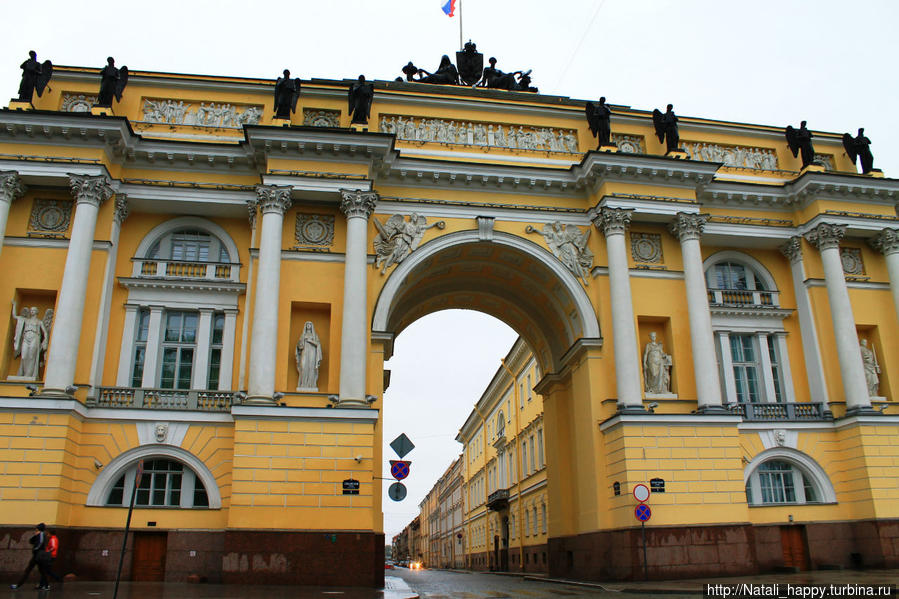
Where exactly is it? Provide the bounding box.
[457,337,549,572]
[1,57,898,585]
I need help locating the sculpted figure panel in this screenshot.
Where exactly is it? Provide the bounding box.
[11,303,48,380]
[141,99,263,127]
[527,222,593,286]
[372,213,445,274]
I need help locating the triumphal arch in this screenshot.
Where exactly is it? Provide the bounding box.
[0,50,898,585]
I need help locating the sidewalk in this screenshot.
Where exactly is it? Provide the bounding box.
[527,568,899,594]
[3,578,419,599]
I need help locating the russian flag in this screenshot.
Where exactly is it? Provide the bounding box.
[441,0,456,16]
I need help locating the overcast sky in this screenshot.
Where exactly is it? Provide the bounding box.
[3,0,897,540]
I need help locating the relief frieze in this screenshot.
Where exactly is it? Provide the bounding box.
[682,141,778,170]
[379,114,579,154]
[139,98,263,128]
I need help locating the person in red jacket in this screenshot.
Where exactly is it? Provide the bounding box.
[44,530,62,585]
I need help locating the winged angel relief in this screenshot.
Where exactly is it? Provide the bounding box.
[526,222,593,286]
[372,213,445,274]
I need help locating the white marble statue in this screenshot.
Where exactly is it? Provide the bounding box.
[643,332,672,394]
[11,303,48,380]
[859,338,881,396]
[295,321,323,391]
[537,222,593,286]
[372,213,445,274]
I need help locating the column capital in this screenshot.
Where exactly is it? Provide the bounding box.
[68,174,113,207]
[668,212,708,242]
[113,195,129,225]
[870,228,899,257]
[254,185,293,215]
[246,197,258,228]
[779,236,803,264]
[804,222,846,252]
[0,171,26,204]
[339,190,378,220]
[594,207,633,237]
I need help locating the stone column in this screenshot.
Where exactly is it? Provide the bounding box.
[594,208,643,411]
[88,196,128,397]
[246,185,292,404]
[0,171,26,258]
[779,237,830,413]
[669,213,724,412]
[338,190,377,407]
[870,229,899,321]
[804,223,872,414]
[43,175,113,395]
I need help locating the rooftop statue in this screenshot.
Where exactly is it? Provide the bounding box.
[96,57,128,107]
[785,120,815,168]
[652,104,680,153]
[348,75,374,125]
[478,57,536,92]
[842,128,875,174]
[456,41,484,87]
[17,51,52,103]
[585,97,613,148]
[274,69,301,119]
[415,55,459,85]
[401,62,420,82]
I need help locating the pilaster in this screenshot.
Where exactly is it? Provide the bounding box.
[0,171,26,258]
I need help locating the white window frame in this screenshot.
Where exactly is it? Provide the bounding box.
[743,448,836,506]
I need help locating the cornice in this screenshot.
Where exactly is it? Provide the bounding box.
[117,276,246,294]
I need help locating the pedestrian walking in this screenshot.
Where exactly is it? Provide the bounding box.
[44,529,63,584]
[10,523,50,590]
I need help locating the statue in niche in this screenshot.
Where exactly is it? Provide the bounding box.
[11,303,48,380]
[642,332,672,394]
[273,69,301,119]
[295,322,323,391]
[96,57,128,107]
[348,75,374,125]
[39,309,54,372]
[785,121,815,168]
[415,55,459,85]
[456,41,484,87]
[529,222,593,286]
[859,338,880,396]
[17,51,52,103]
[373,214,445,274]
[842,128,875,174]
[585,97,613,148]
[652,104,680,152]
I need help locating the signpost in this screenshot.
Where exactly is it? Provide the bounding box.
[390,434,415,459]
[633,483,651,580]
[113,459,144,599]
[387,434,414,502]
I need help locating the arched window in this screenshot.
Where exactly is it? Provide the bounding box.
[744,451,835,506]
[146,228,233,264]
[105,458,209,508]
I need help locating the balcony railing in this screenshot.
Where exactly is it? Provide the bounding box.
[486,489,510,511]
[94,387,236,412]
[132,258,239,282]
[707,288,778,307]
[732,402,830,421]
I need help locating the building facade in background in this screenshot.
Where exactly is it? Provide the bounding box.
[1,59,899,585]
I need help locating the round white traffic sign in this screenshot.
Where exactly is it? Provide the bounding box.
[633,483,650,503]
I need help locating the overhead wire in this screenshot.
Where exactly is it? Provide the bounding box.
[554,0,607,91]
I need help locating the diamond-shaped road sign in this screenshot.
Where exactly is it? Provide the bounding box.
[390,434,415,459]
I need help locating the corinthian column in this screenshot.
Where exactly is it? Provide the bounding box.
[43,175,113,395]
[594,208,643,411]
[805,223,872,414]
[246,185,292,404]
[0,171,26,258]
[669,213,724,412]
[338,190,377,407]
[870,229,899,322]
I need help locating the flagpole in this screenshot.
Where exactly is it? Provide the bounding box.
[458,0,463,50]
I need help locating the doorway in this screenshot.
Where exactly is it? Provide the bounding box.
[780,526,808,570]
[131,532,167,581]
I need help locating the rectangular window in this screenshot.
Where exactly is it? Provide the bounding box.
[537,429,544,468]
[206,313,224,390]
[541,504,547,534]
[521,441,528,476]
[171,231,211,262]
[730,334,759,403]
[767,336,784,403]
[131,309,150,387]
[529,436,536,472]
[520,384,524,408]
[759,463,796,504]
[160,311,198,389]
[527,374,532,401]
[524,511,530,536]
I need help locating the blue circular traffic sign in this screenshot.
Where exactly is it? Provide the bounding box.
[635,504,651,522]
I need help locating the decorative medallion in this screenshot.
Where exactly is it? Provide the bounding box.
[840,248,865,275]
[303,109,340,127]
[611,134,645,154]
[61,93,97,112]
[295,214,335,247]
[631,232,663,263]
[29,199,73,233]
[814,154,834,171]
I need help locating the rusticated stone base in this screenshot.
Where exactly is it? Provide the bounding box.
[548,520,899,581]
[0,527,384,587]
